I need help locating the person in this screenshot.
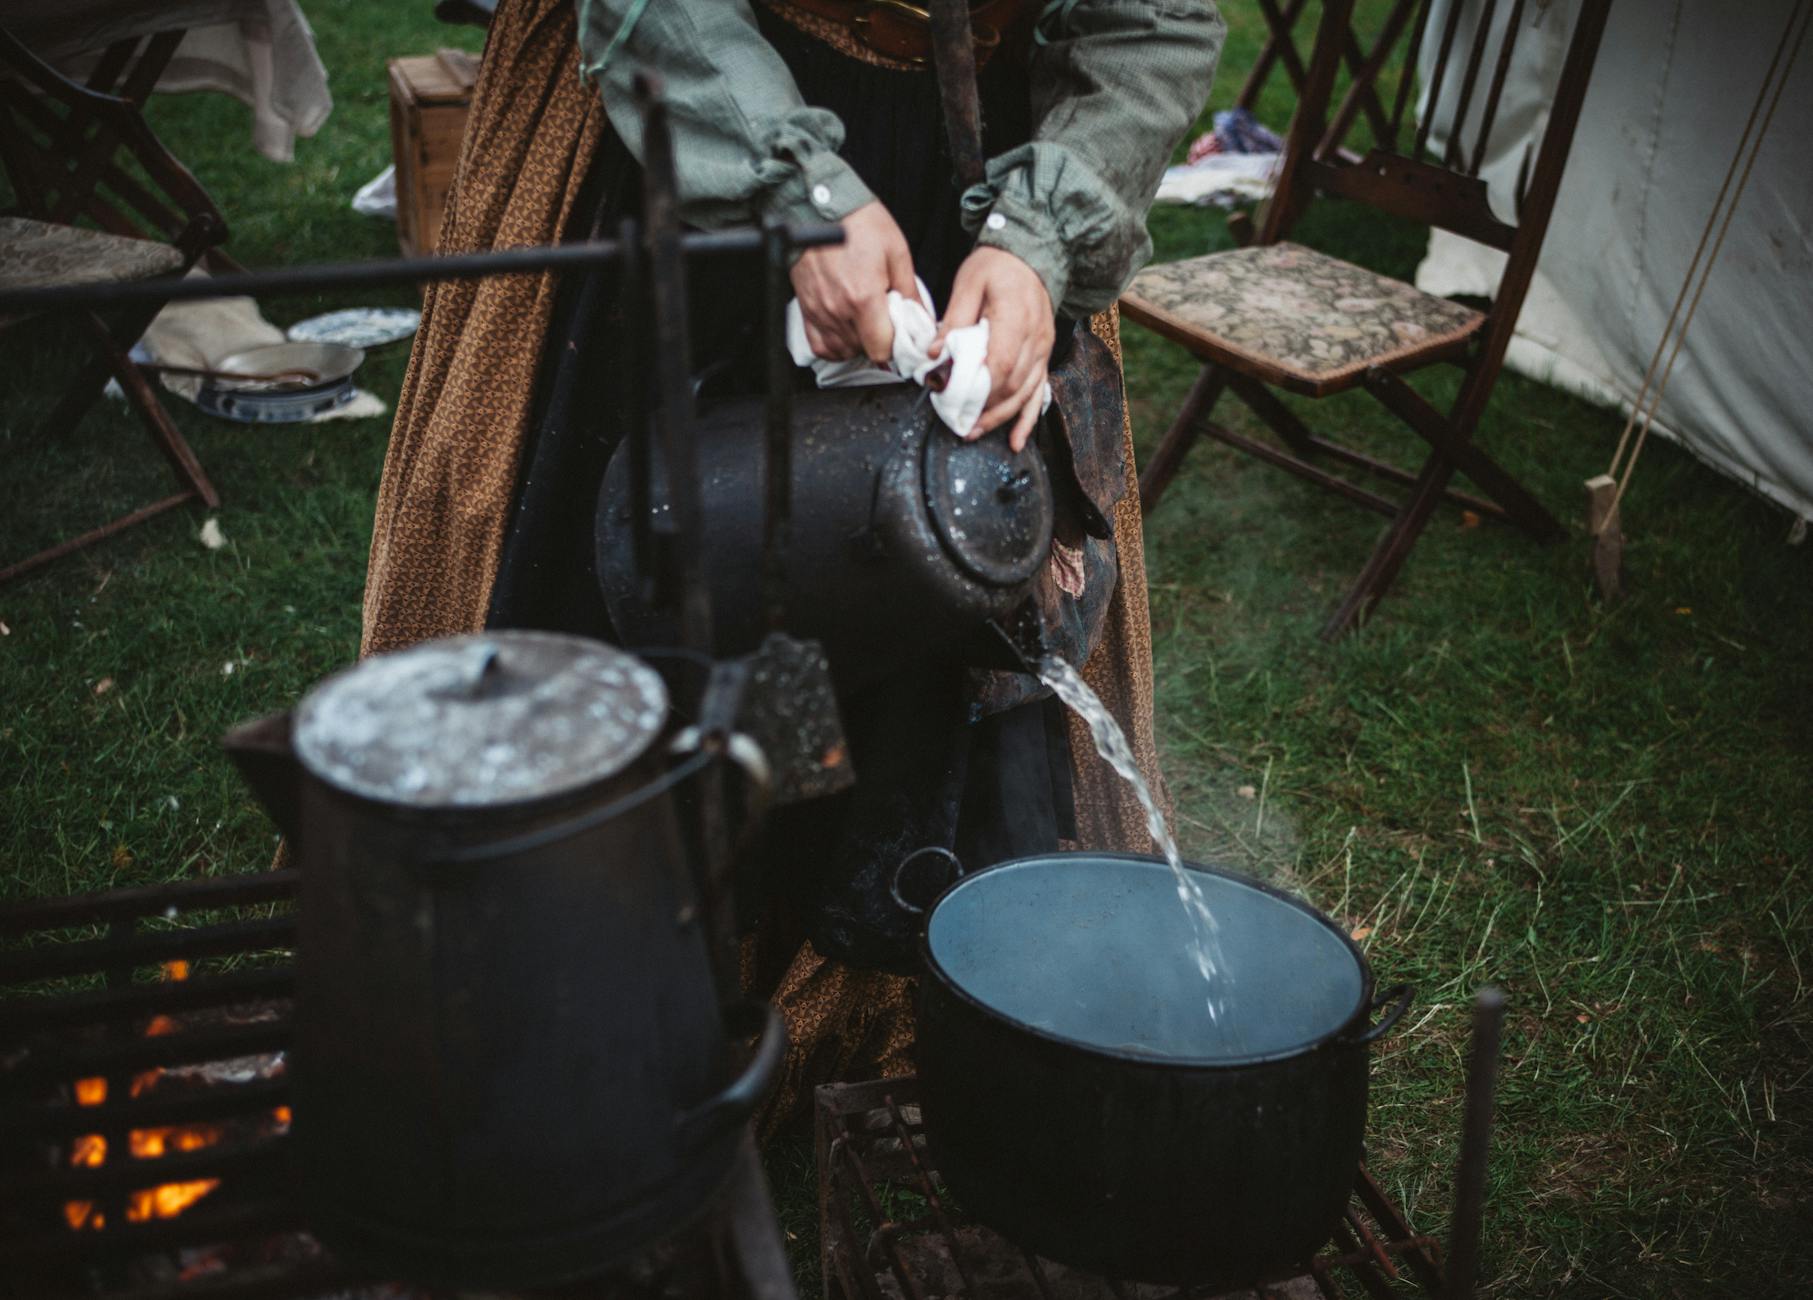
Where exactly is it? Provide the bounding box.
[359,0,1222,1128]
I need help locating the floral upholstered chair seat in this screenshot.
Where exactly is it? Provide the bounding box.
[0,215,185,291]
[1121,243,1485,396]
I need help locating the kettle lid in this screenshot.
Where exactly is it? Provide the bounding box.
[923,429,1053,588]
[293,632,667,808]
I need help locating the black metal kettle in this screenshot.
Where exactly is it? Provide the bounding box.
[596,389,1053,693]
[222,630,782,1288]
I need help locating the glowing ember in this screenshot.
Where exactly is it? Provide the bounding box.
[59,991,289,1237]
[126,1179,221,1222]
[162,959,191,981]
[70,1133,106,1167]
[129,1124,223,1159]
[64,1134,108,1230]
[63,1124,231,1231]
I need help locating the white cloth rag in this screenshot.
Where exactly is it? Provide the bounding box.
[785,278,1049,438]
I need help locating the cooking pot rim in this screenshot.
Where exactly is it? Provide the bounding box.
[917,851,1378,1069]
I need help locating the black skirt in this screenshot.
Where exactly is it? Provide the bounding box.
[485,13,1072,971]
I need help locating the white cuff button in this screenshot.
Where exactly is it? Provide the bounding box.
[985,212,1008,231]
[811,184,833,208]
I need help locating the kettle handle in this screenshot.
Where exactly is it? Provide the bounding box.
[673,1000,787,1149]
[889,846,966,918]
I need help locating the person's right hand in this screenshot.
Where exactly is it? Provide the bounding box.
[789,200,917,364]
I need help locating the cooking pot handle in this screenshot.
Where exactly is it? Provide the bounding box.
[889,846,966,917]
[1344,984,1415,1046]
[673,999,787,1150]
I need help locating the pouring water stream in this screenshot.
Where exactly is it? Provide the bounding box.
[1037,655,1230,1027]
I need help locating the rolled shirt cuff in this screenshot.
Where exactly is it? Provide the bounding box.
[967,183,1071,320]
[759,149,875,235]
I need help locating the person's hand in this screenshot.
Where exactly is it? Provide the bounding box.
[932,247,1054,451]
[789,200,917,364]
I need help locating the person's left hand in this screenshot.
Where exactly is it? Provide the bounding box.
[931,247,1054,451]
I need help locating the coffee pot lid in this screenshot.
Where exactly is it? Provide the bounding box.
[923,429,1053,588]
[293,632,667,808]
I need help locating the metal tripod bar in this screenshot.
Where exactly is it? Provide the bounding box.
[0,224,842,317]
[1446,986,1507,1299]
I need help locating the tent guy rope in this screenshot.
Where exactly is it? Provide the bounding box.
[1586,0,1810,597]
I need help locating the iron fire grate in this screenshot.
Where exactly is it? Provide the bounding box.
[813,1078,1445,1300]
[0,869,789,1300]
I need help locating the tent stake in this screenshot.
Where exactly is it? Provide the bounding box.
[1585,474,1622,601]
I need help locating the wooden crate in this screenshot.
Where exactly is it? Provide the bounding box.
[387,50,479,258]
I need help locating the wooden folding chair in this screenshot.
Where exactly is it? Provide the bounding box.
[1125,0,1612,639]
[1234,0,1425,160]
[0,25,229,584]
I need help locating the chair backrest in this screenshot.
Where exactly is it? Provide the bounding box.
[1261,0,1613,255]
[0,26,225,261]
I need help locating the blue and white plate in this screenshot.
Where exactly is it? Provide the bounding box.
[287,307,420,349]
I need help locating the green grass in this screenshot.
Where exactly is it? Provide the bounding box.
[3,3,1810,1297]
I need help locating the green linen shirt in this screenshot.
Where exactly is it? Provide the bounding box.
[576,1,1224,319]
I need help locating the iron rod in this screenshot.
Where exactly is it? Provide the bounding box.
[929,0,988,190]
[0,916,294,983]
[6,1019,289,1087]
[7,1134,285,1200]
[5,1077,290,1144]
[762,218,795,631]
[0,869,296,935]
[0,223,843,316]
[620,214,657,608]
[0,965,292,1037]
[1446,986,1506,1300]
[635,72,713,658]
[0,1196,303,1262]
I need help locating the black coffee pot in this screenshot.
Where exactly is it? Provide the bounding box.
[223,631,781,1288]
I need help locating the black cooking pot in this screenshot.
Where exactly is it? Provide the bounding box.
[912,853,1412,1285]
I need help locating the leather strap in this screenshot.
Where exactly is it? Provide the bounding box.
[928,0,987,187]
[767,0,1035,70]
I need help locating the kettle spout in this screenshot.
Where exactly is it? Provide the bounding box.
[221,711,304,841]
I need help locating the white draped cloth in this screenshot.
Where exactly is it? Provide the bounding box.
[10,0,332,163]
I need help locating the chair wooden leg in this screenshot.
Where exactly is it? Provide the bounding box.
[1224,371,1317,457]
[84,310,220,508]
[1139,363,1229,515]
[1365,369,1561,541]
[1321,451,1457,641]
[34,351,117,444]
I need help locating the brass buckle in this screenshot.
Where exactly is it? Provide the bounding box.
[850,0,935,66]
[848,0,1001,67]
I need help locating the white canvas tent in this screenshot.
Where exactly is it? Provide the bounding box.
[1414,0,1813,524]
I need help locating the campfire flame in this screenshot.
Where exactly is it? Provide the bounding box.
[63,1136,108,1230]
[126,1176,223,1224]
[61,963,283,1235]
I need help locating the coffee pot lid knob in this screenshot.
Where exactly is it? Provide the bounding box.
[292,631,667,808]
